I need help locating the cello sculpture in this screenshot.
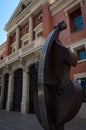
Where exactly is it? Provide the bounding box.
[34,21,83,130]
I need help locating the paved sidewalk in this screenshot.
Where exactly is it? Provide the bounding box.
[0,110,85,130]
[65,116,86,130]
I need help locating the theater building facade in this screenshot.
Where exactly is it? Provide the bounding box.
[0,0,86,116]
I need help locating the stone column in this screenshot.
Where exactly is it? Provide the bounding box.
[21,67,29,114]
[16,27,20,50]
[29,16,33,43]
[6,71,13,111]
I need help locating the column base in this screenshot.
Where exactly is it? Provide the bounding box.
[21,101,29,114]
[6,100,13,111]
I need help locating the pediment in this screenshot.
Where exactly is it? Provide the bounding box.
[5,0,33,29]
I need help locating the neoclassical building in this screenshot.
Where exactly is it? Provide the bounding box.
[0,0,86,116]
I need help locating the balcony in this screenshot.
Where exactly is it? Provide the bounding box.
[0,36,45,68]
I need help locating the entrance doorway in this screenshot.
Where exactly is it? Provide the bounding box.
[3,73,9,109]
[29,63,38,113]
[12,69,23,112]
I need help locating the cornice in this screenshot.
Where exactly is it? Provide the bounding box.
[4,0,45,32]
[49,0,84,16]
[4,0,33,31]
[64,0,84,16]
[49,0,76,16]
[66,38,86,49]
[5,1,21,28]
[74,72,86,80]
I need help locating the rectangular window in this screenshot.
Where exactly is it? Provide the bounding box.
[69,6,84,32]
[74,45,86,61]
[77,48,86,60]
[73,15,84,31]
[77,78,86,102]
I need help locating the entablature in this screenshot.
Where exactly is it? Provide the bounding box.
[4,0,47,32]
[49,0,84,16]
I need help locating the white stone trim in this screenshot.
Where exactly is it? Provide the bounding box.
[66,38,86,63]
[64,0,84,16]
[49,0,55,4]
[21,66,29,113]
[33,23,43,32]
[5,0,33,29]
[11,41,16,53]
[49,0,83,16]
[6,71,14,111]
[16,27,20,50]
[21,33,29,46]
[33,23,43,39]
[5,0,45,32]
[66,38,86,50]
[0,43,6,56]
[29,16,33,42]
[49,0,72,16]
[0,36,44,68]
[74,72,86,81]
[78,59,86,63]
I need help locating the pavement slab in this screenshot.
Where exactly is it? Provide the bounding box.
[0,110,85,130]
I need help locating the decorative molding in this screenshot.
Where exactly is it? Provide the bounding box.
[74,72,86,80]
[33,23,43,38]
[21,33,29,44]
[0,43,6,56]
[66,38,86,50]
[49,0,55,4]
[66,38,86,63]
[77,59,86,64]
[64,0,84,16]
[49,0,73,16]
[11,42,16,53]
[5,0,33,30]
[37,12,43,21]
[5,0,44,32]
[0,36,44,69]
[33,23,43,32]
[24,24,29,31]
[11,41,16,48]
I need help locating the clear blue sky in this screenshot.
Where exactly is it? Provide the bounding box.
[0,0,20,45]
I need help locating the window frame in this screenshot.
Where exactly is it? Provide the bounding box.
[74,45,86,61]
[67,39,86,63]
[69,5,84,33]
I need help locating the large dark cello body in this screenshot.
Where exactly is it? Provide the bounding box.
[34,21,83,130]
